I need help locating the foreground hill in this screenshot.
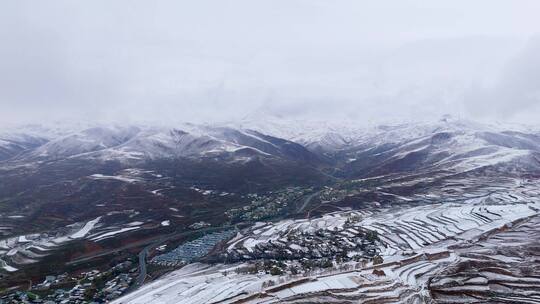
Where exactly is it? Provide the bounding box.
[114,180,540,304]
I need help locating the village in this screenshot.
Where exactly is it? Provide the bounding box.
[225,187,312,222]
[224,215,381,267]
[1,260,137,303]
[150,230,236,267]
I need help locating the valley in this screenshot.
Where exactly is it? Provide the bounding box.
[1,118,540,303]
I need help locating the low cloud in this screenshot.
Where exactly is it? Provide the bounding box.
[0,1,539,125]
[464,37,540,123]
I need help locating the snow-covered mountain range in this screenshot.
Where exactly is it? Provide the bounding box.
[1,117,539,177]
[0,122,319,162]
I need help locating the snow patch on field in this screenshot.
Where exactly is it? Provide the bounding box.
[0,258,18,272]
[90,227,140,242]
[89,174,140,183]
[0,217,104,271]
[70,217,101,239]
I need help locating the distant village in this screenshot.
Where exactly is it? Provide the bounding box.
[226,187,311,222]
[1,260,136,303]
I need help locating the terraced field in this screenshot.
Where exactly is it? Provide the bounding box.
[115,180,540,304]
[0,215,149,273]
[227,187,539,258]
[0,217,102,272]
[429,216,540,303]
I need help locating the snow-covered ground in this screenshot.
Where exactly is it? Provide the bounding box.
[3,118,540,302]
[89,174,141,183]
[112,263,270,304]
[0,217,102,272]
[70,217,101,239]
[114,182,540,304]
[89,227,141,242]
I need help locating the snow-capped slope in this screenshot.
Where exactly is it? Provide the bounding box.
[3,123,319,165]
[0,134,47,161]
[26,126,141,160]
[227,115,540,176]
[338,119,540,176]
[94,127,263,161]
[2,118,540,174]
[235,114,539,153]
[232,116,360,153]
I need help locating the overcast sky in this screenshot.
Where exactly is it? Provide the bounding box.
[1,1,540,125]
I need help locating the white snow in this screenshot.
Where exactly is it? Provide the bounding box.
[89,174,139,183]
[70,217,101,239]
[90,227,140,241]
[0,258,18,272]
[113,190,540,304]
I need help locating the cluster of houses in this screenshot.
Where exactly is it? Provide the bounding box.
[318,186,350,203]
[33,273,70,290]
[225,224,379,263]
[226,187,310,222]
[98,273,133,301]
[1,260,136,303]
[150,230,236,267]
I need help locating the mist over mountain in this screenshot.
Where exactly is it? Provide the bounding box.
[2,1,540,125]
[2,1,540,303]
